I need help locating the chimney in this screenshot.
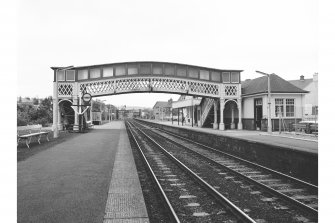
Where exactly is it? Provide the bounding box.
[313,72,318,82]
[300,75,304,81]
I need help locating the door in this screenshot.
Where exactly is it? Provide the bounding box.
[254,98,263,130]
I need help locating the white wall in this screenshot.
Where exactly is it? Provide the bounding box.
[303,80,318,115]
[242,97,255,118]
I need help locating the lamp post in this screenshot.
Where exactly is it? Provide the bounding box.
[99,99,106,124]
[256,70,272,133]
[53,65,74,138]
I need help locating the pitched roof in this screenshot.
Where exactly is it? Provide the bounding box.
[288,78,313,90]
[153,101,171,108]
[242,74,309,96]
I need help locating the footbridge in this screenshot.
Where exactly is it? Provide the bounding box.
[51,61,243,136]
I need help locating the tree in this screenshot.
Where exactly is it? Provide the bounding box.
[17,96,53,127]
[33,97,39,105]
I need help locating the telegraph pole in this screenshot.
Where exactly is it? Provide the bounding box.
[256,70,272,133]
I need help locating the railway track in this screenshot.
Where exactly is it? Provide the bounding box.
[126,121,256,223]
[131,120,318,222]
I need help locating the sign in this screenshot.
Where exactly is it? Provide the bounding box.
[82,93,92,103]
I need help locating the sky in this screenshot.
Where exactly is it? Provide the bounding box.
[17,0,318,107]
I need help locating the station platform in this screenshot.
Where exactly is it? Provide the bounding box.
[17,121,149,223]
[141,120,318,154]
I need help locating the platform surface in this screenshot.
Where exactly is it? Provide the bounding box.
[17,121,149,223]
[142,120,318,154]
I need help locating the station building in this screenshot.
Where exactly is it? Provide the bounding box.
[168,73,309,131]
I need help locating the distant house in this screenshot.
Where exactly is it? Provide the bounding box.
[288,73,318,119]
[17,97,34,106]
[17,97,42,109]
[153,100,172,120]
[241,74,308,131]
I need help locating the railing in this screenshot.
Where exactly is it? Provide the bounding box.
[200,98,214,127]
[63,76,221,98]
[302,115,318,122]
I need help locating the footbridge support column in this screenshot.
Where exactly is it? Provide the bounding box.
[90,99,93,122]
[57,105,62,131]
[219,99,225,130]
[73,97,79,131]
[230,103,235,129]
[73,83,80,132]
[213,100,218,129]
[238,98,242,130]
[52,82,59,138]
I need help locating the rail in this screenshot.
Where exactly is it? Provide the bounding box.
[126,122,180,223]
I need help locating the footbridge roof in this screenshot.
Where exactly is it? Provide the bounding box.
[51,61,243,84]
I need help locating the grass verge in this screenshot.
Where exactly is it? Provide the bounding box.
[17,131,81,162]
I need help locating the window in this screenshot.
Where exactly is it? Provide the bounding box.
[188,67,199,78]
[199,70,210,80]
[275,99,284,117]
[164,64,175,75]
[127,64,138,75]
[78,70,88,80]
[152,64,163,75]
[222,72,230,83]
[139,63,151,75]
[115,65,126,76]
[57,70,65,81]
[176,66,187,77]
[66,70,75,81]
[312,106,318,115]
[231,72,240,83]
[90,68,100,78]
[211,71,221,82]
[255,98,262,106]
[286,99,295,117]
[103,67,114,77]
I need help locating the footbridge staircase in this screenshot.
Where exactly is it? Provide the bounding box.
[199,98,215,127]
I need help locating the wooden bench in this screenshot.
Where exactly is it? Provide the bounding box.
[17,125,50,148]
[86,121,94,129]
[292,123,307,133]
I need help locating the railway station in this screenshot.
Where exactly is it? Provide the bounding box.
[17,62,318,223]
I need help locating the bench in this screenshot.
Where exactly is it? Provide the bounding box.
[17,124,50,148]
[86,121,94,129]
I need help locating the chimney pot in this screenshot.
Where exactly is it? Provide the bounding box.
[300,75,304,81]
[313,73,318,82]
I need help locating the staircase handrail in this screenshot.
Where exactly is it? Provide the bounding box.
[200,98,214,126]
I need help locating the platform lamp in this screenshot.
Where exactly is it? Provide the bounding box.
[53,65,74,138]
[256,70,273,133]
